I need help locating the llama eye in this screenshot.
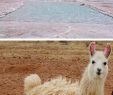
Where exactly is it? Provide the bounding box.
[103,62,107,66]
[92,60,95,64]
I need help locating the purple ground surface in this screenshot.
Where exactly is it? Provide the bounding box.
[0,0,113,39]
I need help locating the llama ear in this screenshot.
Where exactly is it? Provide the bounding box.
[89,42,96,56]
[104,43,111,58]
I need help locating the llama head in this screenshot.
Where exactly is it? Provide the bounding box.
[88,42,111,80]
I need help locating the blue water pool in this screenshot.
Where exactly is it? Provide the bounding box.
[0,1,113,24]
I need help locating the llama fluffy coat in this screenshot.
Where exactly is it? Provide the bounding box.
[24,65,105,95]
[24,42,111,95]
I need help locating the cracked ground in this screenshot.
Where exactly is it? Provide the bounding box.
[0,0,113,39]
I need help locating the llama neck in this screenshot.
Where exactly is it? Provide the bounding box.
[79,67,105,95]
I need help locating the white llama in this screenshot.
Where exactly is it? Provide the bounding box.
[24,42,111,95]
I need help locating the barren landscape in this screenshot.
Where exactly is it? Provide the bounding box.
[0,0,113,38]
[0,41,113,95]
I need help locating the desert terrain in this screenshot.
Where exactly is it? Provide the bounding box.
[0,0,113,38]
[0,41,113,95]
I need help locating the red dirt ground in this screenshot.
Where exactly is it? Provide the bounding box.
[0,41,113,95]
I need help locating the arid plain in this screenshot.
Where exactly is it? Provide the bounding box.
[0,41,113,95]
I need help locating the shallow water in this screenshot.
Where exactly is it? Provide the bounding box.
[0,1,113,24]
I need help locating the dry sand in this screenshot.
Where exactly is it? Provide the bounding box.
[0,41,113,95]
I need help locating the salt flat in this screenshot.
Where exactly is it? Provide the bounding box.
[0,0,113,39]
